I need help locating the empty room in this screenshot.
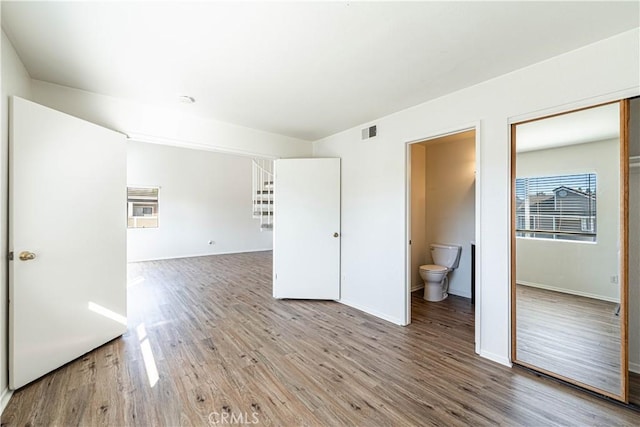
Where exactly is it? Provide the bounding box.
[1,2,640,426]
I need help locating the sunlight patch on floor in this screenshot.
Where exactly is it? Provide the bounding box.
[136,323,159,387]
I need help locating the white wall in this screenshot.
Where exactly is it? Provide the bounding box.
[127,141,273,261]
[515,139,619,302]
[1,29,33,411]
[424,134,475,298]
[30,80,313,159]
[409,144,426,291]
[313,28,640,364]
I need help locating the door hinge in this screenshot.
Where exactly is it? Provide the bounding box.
[8,251,13,261]
[409,240,412,245]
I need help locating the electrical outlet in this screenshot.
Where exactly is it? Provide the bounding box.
[610,275,618,284]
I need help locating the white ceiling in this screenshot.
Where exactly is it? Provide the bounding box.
[2,1,638,141]
[515,102,620,153]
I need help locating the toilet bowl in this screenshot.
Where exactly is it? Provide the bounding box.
[419,265,450,301]
[419,243,462,302]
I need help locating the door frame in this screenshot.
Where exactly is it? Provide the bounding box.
[404,122,481,355]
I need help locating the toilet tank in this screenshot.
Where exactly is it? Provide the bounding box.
[430,243,462,269]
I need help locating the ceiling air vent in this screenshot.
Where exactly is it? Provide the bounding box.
[361,125,377,140]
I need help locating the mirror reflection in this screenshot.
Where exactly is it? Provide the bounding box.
[513,102,624,398]
[629,97,640,406]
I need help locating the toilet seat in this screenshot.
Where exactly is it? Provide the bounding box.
[419,264,447,272]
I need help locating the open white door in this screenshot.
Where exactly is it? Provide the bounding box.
[9,97,127,389]
[273,158,340,299]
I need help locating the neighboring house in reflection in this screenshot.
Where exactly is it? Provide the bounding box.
[516,185,596,240]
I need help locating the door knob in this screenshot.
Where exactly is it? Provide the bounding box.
[333,232,339,238]
[19,251,36,261]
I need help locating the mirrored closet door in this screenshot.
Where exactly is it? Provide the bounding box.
[629,97,640,406]
[511,101,629,402]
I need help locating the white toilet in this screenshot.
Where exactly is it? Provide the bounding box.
[419,243,462,302]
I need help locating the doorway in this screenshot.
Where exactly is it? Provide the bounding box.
[406,128,479,349]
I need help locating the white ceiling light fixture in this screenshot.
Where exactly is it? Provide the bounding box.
[178,95,195,104]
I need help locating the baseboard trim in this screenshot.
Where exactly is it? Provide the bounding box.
[448,289,472,299]
[411,284,471,299]
[338,298,406,326]
[517,280,618,303]
[630,362,640,374]
[127,248,273,263]
[1,387,13,415]
[480,350,512,368]
[410,283,424,292]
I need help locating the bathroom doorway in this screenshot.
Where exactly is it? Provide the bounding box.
[406,128,478,350]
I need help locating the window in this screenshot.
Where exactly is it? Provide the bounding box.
[127,187,159,228]
[515,173,596,242]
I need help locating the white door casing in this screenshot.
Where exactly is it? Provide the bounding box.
[273,158,340,299]
[9,97,127,389]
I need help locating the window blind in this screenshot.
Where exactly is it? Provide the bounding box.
[515,173,596,242]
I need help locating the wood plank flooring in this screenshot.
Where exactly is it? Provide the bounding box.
[515,284,622,396]
[631,372,640,405]
[2,252,640,426]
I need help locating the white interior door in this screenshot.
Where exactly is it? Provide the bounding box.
[273,158,340,299]
[9,97,127,390]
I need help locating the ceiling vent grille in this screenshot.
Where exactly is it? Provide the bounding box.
[361,125,377,140]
